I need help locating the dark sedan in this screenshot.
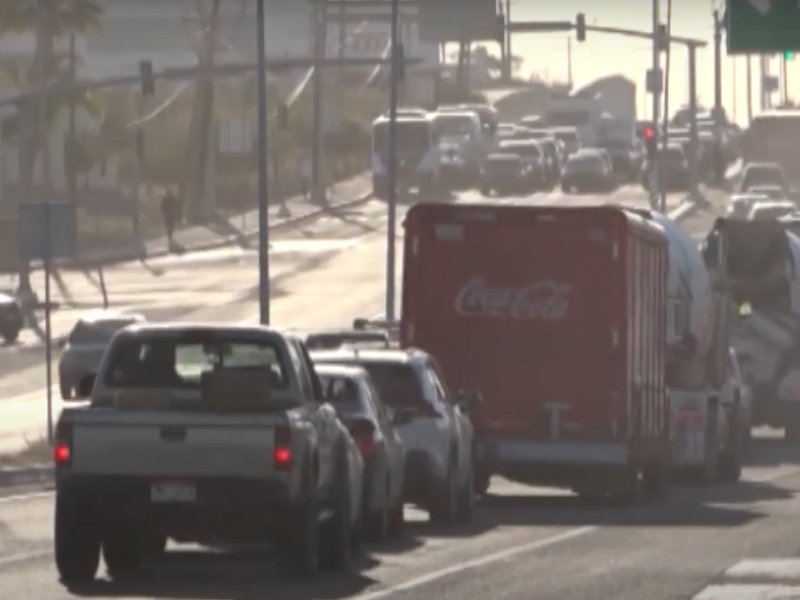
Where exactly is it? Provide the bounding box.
[560,152,615,193]
[0,293,23,343]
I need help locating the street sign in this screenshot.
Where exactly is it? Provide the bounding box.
[18,202,76,261]
[646,68,663,94]
[417,0,497,43]
[727,0,800,53]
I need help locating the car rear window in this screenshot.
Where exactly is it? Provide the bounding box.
[68,319,135,345]
[315,359,424,409]
[318,374,369,416]
[102,335,287,389]
[501,142,540,157]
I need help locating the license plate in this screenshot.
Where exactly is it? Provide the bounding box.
[151,481,196,503]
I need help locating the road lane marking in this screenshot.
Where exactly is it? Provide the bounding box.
[353,526,597,599]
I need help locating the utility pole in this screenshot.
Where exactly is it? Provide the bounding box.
[732,56,737,122]
[256,0,270,324]
[311,2,328,204]
[782,53,789,104]
[504,0,512,81]
[650,0,661,211]
[567,37,573,88]
[746,55,753,123]
[713,9,723,185]
[67,31,78,240]
[651,0,660,127]
[385,0,400,323]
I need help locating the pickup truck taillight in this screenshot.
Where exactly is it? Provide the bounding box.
[273,425,292,471]
[348,419,377,457]
[53,421,72,467]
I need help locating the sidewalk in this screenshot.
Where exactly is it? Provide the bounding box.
[55,172,374,269]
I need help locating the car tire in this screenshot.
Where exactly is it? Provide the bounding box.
[388,496,405,538]
[279,495,321,576]
[54,491,101,584]
[364,504,390,542]
[456,463,475,523]
[429,461,458,526]
[319,463,353,572]
[1,327,19,344]
[103,525,144,578]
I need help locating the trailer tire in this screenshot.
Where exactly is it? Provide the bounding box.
[718,448,742,483]
[785,418,800,444]
[609,467,642,506]
[642,457,670,499]
[700,399,721,484]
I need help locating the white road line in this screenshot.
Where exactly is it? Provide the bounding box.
[692,557,800,599]
[353,527,597,600]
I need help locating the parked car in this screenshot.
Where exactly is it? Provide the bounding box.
[316,363,411,540]
[58,312,146,399]
[311,347,479,524]
[0,292,24,343]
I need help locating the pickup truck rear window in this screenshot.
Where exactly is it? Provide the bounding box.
[69,320,135,345]
[102,337,288,389]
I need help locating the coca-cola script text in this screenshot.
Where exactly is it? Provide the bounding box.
[454,277,573,320]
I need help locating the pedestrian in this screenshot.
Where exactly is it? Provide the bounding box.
[160,188,178,247]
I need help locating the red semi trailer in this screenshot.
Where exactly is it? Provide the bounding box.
[399,203,671,502]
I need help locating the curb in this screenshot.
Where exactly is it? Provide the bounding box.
[32,187,375,271]
[0,464,53,488]
[74,191,375,268]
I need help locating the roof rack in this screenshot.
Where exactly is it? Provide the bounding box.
[302,329,390,350]
[352,316,400,342]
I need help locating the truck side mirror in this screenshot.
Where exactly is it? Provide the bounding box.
[456,391,482,412]
[75,373,96,399]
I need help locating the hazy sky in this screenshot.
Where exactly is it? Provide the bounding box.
[502,0,788,125]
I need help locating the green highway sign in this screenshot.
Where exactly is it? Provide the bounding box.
[727,0,800,54]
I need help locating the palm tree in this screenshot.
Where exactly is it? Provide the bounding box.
[0,0,103,295]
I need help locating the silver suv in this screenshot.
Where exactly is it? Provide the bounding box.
[58,312,145,399]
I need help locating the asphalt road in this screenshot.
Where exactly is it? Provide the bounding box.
[5,184,779,600]
[0,432,798,600]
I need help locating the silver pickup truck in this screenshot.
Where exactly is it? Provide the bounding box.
[53,323,364,583]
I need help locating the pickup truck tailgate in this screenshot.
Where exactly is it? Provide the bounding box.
[68,410,286,478]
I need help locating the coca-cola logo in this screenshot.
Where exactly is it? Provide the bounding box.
[454,277,573,320]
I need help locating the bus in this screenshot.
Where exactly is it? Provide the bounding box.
[743,110,800,185]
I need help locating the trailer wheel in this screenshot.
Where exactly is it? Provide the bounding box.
[642,457,670,499]
[609,467,642,506]
[718,449,742,483]
[785,418,800,444]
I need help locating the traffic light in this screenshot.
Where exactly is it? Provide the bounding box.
[575,13,586,42]
[139,60,154,97]
[495,14,505,45]
[657,23,668,51]
[785,51,795,61]
[644,125,658,158]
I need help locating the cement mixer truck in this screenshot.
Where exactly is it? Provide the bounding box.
[702,218,800,441]
[631,210,743,482]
